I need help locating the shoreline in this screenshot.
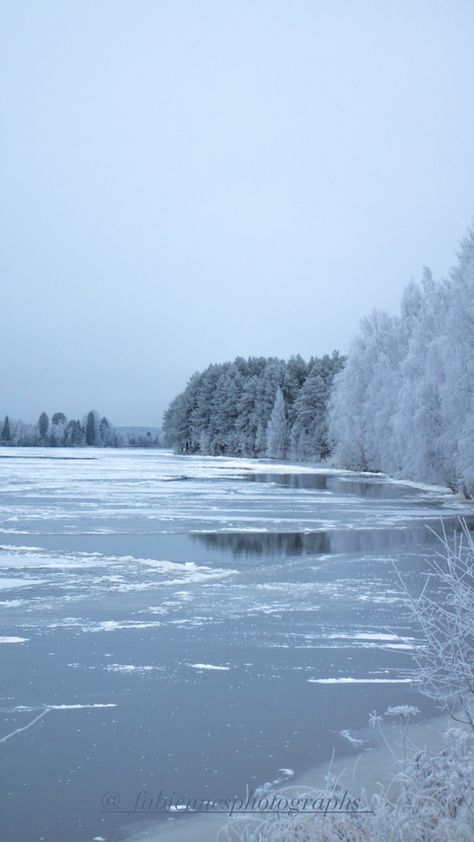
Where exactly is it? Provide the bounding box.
[122,708,459,842]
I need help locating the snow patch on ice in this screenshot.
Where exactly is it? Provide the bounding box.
[0,636,28,644]
[47,703,117,709]
[308,677,413,684]
[105,664,162,674]
[0,577,45,590]
[89,620,162,632]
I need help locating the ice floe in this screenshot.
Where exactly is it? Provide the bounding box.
[0,636,28,644]
[308,677,413,684]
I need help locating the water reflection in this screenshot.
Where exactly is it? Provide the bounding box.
[193,519,474,559]
[246,472,418,498]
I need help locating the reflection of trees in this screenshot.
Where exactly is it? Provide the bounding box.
[192,520,474,559]
[193,531,330,557]
[246,472,413,498]
[248,473,329,491]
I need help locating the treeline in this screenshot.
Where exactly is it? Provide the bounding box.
[0,411,161,448]
[163,352,345,459]
[329,223,474,496]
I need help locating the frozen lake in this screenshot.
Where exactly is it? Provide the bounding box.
[0,448,471,842]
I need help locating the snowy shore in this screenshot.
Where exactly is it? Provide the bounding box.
[123,710,457,842]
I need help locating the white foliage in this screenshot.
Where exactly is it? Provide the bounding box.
[329,223,474,495]
[399,520,474,728]
[266,388,288,459]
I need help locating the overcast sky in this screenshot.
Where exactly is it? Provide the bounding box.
[1,1,474,425]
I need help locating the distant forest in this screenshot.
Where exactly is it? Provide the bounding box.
[0,410,161,449]
[4,226,473,492]
[163,352,345,459]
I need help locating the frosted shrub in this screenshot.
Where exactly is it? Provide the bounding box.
[401,520,474,729]
[217,782,387,842]
[219,725,474,841]
[220,524,474,841]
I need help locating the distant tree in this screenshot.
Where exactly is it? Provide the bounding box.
[291,365,327,459]
[191,364,223,451]
[1,415,11,442]
[65,419,84,446]
[260,360,285,431]
[52,412,67,426]
[266,388,288,458]
[209,366,242,454]
[282,354,309,425]
[99,416,111,446]
[236,375,259,455]
[85,411,99,446]
[38,412,49,444]
[163,373,201,452]
[255,421,267,455]
[14,420,37,446]
[49,412,67,446]
[112,428,125,447]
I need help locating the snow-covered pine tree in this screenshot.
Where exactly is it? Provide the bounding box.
[266,388,288,458]
[38,412,49,444]
[1,415,11,442]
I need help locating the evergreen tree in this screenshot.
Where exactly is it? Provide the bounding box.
[291,364,327,459]
[191,364,222,450]
[266,388,288,458]
[209,366,242,454]
[1,415,11,442]
[164,354,345,460]
[163,373,201,452]
[236,375,259,455]
[38,412,49,444]
[50,412,67,446]
[99,417,111,446]
[65,420,84,446]
[85,411,98,446]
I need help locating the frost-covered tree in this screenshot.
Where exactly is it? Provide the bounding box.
[164,354,345,459]
[329,313,390,471]
[329,220,474,495]
[1,415,11,442]
[99,416,112,446]
[0,410,127,449]
[395,270,448,484]
[38,412,49,444]
[291,352,344,460]
[52,412,67,426]
[65,419,84,446]
[191,364,222,449]
[282,355,309,426]
[440,225,474,495]
[235,375,259,455]
[266,388,288,458]
[163,372,201,452]
[49,411,67,446]
[208,366,242,454]
[85,410,100,446]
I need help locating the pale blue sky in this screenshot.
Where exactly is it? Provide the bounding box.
[1,1,474,424]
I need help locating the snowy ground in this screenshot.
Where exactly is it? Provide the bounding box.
[0,448,471,842]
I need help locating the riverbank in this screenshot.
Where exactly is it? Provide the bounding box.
[123,709,461,842]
